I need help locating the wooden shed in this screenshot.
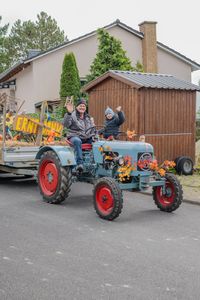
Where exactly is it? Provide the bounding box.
[83,70,200,163]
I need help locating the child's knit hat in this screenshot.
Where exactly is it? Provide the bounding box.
[105,107,114,116]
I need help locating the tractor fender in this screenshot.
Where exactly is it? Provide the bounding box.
[35,145,76,166]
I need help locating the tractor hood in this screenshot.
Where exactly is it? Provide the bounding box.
[93,140,154,165]
[94,141,153,152]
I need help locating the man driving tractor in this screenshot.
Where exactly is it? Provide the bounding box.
[63,98,95,172]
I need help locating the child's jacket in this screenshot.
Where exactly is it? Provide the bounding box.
[100,111,125,138]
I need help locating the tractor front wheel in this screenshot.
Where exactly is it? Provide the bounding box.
[153,173,183,212]
[93,177,123,221]
[38,150,72,204]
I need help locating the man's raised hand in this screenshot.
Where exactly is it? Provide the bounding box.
[65,97,74,113]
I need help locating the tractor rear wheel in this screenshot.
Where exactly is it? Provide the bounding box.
[93,177,123,221]
[38,150,72,204]
[175,156,193,175]
[153,173,183,212]
[178,157,193,175]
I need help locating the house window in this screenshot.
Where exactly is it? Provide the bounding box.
[80,78,87,87]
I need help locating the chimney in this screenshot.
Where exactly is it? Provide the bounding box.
[139,21,158,73]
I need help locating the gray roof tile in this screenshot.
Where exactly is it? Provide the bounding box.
[110,70,200,91]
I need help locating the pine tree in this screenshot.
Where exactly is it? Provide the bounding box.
[0,16,10,73]
[35,12,65,51]
[4,12,65,67]
[5,19,37,65]
[59,52,81,116]
[87,28,143,82]
[133,60,144,72]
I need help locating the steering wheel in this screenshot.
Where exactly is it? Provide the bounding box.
[85,125,104,135]
[85,127,128,141]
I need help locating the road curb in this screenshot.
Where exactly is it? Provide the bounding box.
[133,191,200,206]
[182,199,200,206]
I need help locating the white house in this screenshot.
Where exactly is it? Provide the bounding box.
[0,19,200,112]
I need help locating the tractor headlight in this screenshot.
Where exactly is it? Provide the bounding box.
[117,156,125,166]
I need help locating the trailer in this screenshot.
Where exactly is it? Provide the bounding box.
[0,93,65,178]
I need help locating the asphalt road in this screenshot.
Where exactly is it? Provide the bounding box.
[0,177,200,300]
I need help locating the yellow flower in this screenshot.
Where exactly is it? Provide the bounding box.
[98,146,103,152]
[158,168,166,177]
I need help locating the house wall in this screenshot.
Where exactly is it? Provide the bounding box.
[157,48,191,81]
[11,26,143,112]
[8,25,193,112]
[9,65,34,112]
[10,34,99,112]
[107,27,143,67]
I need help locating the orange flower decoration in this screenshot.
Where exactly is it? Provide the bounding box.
[124,155,132,167]
[127,130,136,140]
[158,168,166,177]
[149,159,158,171]
[164,160,176,168]
[98,146,103,152]
[47,130,55,143]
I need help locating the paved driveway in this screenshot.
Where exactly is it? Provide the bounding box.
[0,178,200,300]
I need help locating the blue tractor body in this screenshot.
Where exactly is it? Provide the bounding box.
[93,140,154,187]
[37,140,183,220]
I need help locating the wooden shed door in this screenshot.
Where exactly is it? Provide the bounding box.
[139,89,196,162]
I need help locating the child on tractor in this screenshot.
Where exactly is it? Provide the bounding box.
[99,106,125,139]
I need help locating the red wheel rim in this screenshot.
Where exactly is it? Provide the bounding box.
[39,160,59,196]
[96,185,114,215]
[155,181,175,207]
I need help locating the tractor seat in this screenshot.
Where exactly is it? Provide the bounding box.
[66,139,92,150]
[82,143,92,151]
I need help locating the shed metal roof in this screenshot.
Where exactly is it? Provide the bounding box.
[83,70,200,92]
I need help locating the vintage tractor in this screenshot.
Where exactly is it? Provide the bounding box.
[36,138,183,221]
[0,94,182,220]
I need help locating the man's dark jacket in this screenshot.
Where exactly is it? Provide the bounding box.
[63,110,95,140]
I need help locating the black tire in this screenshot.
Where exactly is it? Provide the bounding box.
[178,157,193,175]
[93,177,123,221]
[174,156,183,173]
[38,150,72,204]
[153,173,183,212]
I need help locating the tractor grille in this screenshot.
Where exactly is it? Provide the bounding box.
[137,152,153,171]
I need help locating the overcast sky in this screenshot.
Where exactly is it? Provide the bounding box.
[2,0,200,83]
